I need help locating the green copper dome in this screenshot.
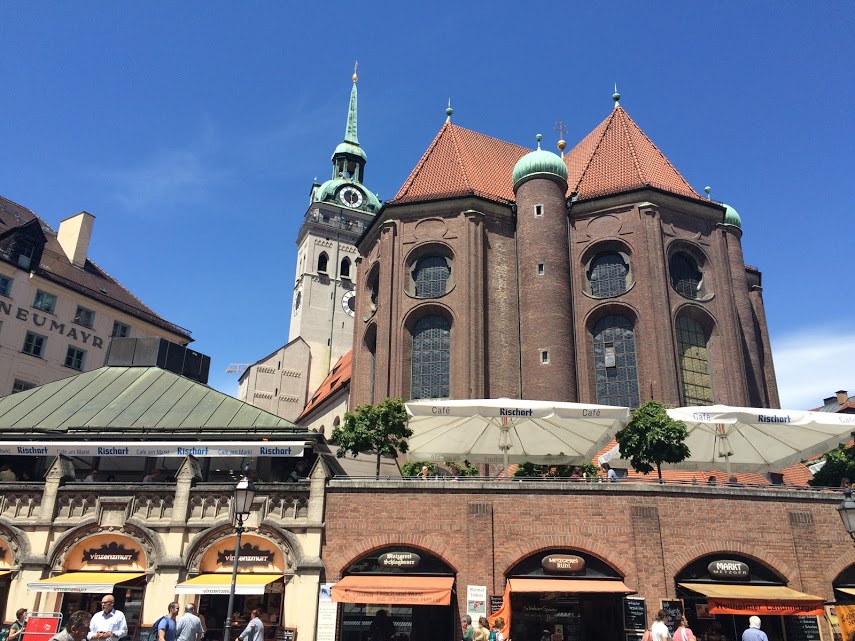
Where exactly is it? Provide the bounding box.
[333,141,367,162]
[722,203,742,228]
[314,177,381,212]
[513,134,568,190]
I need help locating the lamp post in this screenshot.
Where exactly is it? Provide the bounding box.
[838,486,855,546]
[223,472,257,641]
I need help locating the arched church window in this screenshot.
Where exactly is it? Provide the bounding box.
[411,315,450,400]
[317,252,329,274]
[340,257,351,279]
[592,315,640,407]
[588,252,629,297]
[676,316,713,405]
[670,252,702,299]
[413,256,451,298]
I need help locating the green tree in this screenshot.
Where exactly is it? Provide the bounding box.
[809,445,855,487]
[615,400,690,480]
[331,397,412,478]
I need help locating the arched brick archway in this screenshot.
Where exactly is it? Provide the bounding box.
[666,541,797,587]
[822,545,855,588]
[332,533,461,580]
[498,535,633,584]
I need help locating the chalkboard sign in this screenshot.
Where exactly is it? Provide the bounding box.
[490,595,504,615]
[276,629,296,641]
[624,597,647,631]
[661,600,684,635]
[784,616,821,641]
[627,633,645,641]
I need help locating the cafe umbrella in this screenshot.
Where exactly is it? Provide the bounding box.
[656,404,855,475]
[405,398,631,476]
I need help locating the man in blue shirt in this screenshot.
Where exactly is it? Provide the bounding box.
[157,603,180,641]
[742,617,769,641]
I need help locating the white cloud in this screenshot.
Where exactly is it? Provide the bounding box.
[772,325,855,410]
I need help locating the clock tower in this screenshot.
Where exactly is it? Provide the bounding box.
[289,69,380,397]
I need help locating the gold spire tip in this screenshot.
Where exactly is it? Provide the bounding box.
[352,60,358,83]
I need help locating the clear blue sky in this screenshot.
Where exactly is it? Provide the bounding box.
[2,2,853,409]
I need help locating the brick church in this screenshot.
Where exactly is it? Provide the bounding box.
[350,92,779,409]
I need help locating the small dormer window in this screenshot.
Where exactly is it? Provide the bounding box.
[17,241,35,269]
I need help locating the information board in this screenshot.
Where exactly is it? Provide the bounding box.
[624,597,647,631]
[661,600,684,635]
[626,632,645,641]
[490,595,504,615]
[784,616,822,641]
[276,628,297,641]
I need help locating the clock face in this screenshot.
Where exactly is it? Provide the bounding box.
[339,186,364,208]
[341,290,356,317]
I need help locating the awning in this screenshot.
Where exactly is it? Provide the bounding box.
[508,578,635,594]
[836,587,855,597]
[0,441,305,458]
[175,574,284,595]
[679,582,825,615]
[332,576,454,605]
[28,572,145,593]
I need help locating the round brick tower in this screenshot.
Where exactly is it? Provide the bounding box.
[512,134,577,401]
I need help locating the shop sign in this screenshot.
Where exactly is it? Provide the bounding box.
[82,543,139,566]
[217,543,276,566]
[0,441,304,458]
[378,552,420,569]
[542,554,585,573]
[707,560,749,580]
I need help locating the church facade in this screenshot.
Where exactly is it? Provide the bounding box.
[350,95,779,409]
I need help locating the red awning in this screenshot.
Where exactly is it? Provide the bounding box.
[332,575,454,605]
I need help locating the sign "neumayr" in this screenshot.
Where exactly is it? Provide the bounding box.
[0,302,106,349]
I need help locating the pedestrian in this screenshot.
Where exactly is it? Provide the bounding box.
[461,615,473,641]
[707,475,717,486]
[50,611,92,641]
[88,594,128,641]
[143,469,162,483]
[472,617,490,641]
[9,608,27,641]
[156,603,180,641]
[0,465,17,481]
[420,465,429,480]
[602,462,618,482]
[673,616,695,641]
[540,630,552,641]
[490,617,505,641]
[238,609,264,641]
[652,609,670,641]
[175,604,205,641]
[742,617,769,641]
[84,469,99,483]
[368,609,396,641]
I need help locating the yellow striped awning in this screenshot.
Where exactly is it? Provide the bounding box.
[28,571,145,593]
[175,574,283,595]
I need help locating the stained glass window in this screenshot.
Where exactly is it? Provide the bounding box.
[589,252,628,297]
[593,315,640,407]
[676,316,713,405]
[411,315,450,400]
[670,252,702,299]
[413,256,450,298]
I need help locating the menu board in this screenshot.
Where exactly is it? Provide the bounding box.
[661,600,684,635]
[784,616,822,641]
[626,633,645,641]
[276,629,297,641]
[490,595,504,615]
[624,597,647,631]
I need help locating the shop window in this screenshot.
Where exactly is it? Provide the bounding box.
[65,346,87,370]
[22,331,46,358]
[670,252,703,299]
[588,252,629,297]
[0,275,11,297]
[317,252,329,274]
[413,256,451,298]
[592,315,640,407]
[12,379,36,393]
[676,316,713,405]
[33,290,57,313]
[340,257,351,279]
[112,321,131,338]
[411,315,450,400]
[74,306,95,328]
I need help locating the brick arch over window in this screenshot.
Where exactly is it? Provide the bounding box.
[666,541,797,587]
[499,536,633,584]
[331,534,462,581]
[580,239,635,299]
[823,548,855,590]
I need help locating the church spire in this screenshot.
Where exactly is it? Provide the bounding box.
[344,61,360,146]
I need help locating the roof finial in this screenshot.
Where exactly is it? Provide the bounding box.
[554,120,567,158]
[344,66,359,145]
[352,60,358,84]
[612,83,621,108]
[445,98,453,123]
[535,133,542,150]
[704,186,711,199]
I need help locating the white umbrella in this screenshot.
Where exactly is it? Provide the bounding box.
[405,398,631,475]
[659,404,855,474]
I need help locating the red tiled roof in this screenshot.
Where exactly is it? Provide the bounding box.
[0,195,191,340]
[389,106,703,207]
[565,105,702,202]
[389,123,529,205]
[297,350,352,422]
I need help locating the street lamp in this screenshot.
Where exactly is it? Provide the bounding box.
[223,471,257,641]
[838,486,855,546]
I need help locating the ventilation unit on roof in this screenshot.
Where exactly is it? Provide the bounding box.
[105,337,210,384]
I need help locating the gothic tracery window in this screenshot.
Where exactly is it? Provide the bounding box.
[592,315,640,407]
[411,315,450,400]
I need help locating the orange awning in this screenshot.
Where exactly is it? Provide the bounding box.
[332,575,454,605]
[509,578,635,594]
[679,583,825,616]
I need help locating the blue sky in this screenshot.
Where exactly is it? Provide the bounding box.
[2,2,853,409]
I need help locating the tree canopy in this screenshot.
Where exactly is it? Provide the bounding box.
[615,400,690,480]
[331,397,412,478]
[809,444,855,488]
